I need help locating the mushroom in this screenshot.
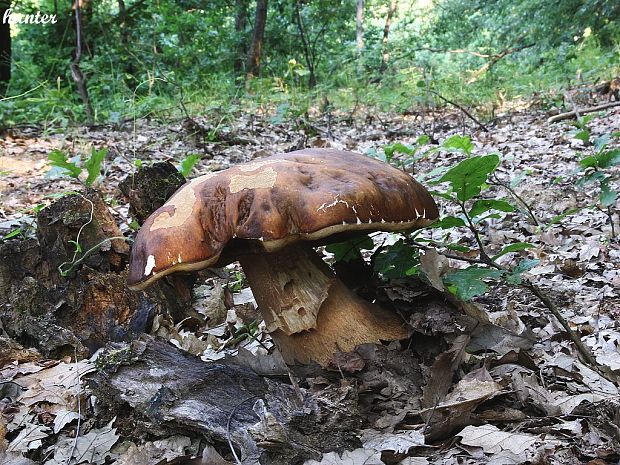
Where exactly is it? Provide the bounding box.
[127,149,438,365]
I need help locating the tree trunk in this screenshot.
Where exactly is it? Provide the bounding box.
[294,0,316,88]
[245,0,268,79]
[71,0,95,124]
[234,0,248,74]
[356,0,364,58]
[0,1,11,96]
[379,0,398,73]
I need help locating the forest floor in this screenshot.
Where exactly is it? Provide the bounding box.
[1,98,620,465]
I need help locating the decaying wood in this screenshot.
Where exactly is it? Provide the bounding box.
[119,162,185,225]
[36,189,129,278]
[0,186,189,358]
[547,101,620,123]
[240,244,410,365]
[89,336,363,465]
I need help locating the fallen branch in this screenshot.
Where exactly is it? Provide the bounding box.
[547,101,620,124]
[430,90,489,132]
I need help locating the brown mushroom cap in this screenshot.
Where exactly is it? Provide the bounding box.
[127,149,438,290]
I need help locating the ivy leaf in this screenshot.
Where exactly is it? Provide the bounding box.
[438,154,500,202]
[83,147,107,186]
[443,267,503,301]
[374,240,419,279]
[326,235,374,262]
[441,135,474,155]
[492,242,534,260]
[177,153,201,177]
[505,259,539,285]
[48,150,82,179]
[468,199,514,219]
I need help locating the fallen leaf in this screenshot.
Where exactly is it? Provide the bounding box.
[457,424,537,454]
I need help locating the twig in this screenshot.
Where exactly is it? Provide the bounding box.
[490,174,540,226]
[430,90,489,132]
[227,396,259,465]
[521,280,604,375]
[547,101,620,124]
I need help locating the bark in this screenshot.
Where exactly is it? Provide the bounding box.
[379,0,398,73]
[71,0,94,124]
[293,0,316,88]
[238,244,410,365]
[90,336,363,464]
[355,0,364,54]
[245,0,268,79]
[234,0,249,74]
[0,1,11,96]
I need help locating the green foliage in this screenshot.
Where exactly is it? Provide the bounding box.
[436,154,500,202]
[48,150,82,179]
[47,147,107,186]
[576,130,620,209]
[374,240,420,279]
[326,236,374,263]
[2,0,617,126]
[443,267,503,300]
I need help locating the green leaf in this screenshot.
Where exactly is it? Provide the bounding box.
[596,149,620,169]
[48,150,82,179]
[492,242,534,260]
[594,134,610,151]
[326,235,374,263]
[384,142,414,161]
[600,181,618,207]
[441,135,474,155]
[177,154,201,177]
[1,228,22,241]
[430,216,466,229]
[83,147,106,186]
[505,259,539,285]
[579,155,598,169]
[416,135,431,146]
[438,154,500,202]
[374,240,419,279]
[443,267,503,301]
[468,199,514,219]
[573,129,590,143]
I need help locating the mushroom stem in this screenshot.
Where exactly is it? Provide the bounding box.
[238,244,410,365]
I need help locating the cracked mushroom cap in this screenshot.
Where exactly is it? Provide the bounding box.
[127,149,439,290]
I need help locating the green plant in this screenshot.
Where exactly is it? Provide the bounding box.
[47,146,107,187]
[177,153,201,177]
[575,130,620,236]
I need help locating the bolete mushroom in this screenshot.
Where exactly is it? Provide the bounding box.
[127,149,438,365]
